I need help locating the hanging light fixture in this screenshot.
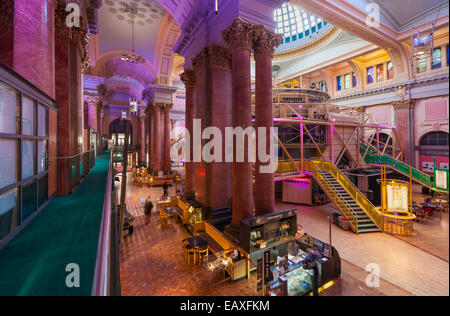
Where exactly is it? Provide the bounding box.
[121,4,146,64]
[410,3,443,67]
[215,0,219,14]
[129,88,138,113]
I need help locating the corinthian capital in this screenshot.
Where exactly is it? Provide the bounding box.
[222,17,253,50]
[192,44,232,73]
[180,70,196,88]
[252,25,283,57]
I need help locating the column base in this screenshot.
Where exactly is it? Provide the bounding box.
[223,224,240,245]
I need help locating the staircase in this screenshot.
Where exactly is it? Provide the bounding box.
[306,159,383,234]
[319,170,380,233]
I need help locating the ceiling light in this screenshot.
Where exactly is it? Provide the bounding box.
[121,4,146,65]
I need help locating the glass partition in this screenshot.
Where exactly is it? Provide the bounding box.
[0,64,53,242]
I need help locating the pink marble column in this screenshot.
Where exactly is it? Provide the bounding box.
[163,104,173,174]
[180,70,197,196]
[223,18,255,228]
[192,45,233,210]
[13,0,55,98]
[88,104,98,131]
[139,115,146,163]
[0,1,14,67]
[54,2,87,195]
[153,103,162,174]
[97,102,104,136]
[149,110,155,171]
[253,26,282,216]
[393,100,416,166]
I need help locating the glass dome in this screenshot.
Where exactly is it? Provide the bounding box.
[274,3,331,51]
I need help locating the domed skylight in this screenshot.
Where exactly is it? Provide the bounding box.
[274,3,331,51]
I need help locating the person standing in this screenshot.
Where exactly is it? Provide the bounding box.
[303,248,320,297]
[144,197,154,225]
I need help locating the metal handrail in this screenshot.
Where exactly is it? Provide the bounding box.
[91,151,114,296]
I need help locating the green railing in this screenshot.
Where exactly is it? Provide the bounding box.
[360,145,447,192]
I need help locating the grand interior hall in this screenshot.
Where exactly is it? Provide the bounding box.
[0,0,448,299]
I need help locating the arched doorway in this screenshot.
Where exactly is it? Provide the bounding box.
[109,118,133,146]
[419,131,449,173]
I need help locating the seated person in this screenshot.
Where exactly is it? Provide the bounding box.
[287,239,299,257]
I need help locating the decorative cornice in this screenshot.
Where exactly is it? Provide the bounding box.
[192,44,232,73]
[180,70,196,88]
[252,25,282,57]
[273,27,340,61]
[222,17,254,51]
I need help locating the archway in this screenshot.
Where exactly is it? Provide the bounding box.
[109,118,133,146]
[419,131,449,172]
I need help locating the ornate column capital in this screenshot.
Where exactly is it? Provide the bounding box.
[222,17,254,51]
[252,25,283,57]
[393,99,415,110]
[85,95,101,107]
[192,44,232,73]
[139,114,147,122]
[163,103,173,112]
[180,70,196,88]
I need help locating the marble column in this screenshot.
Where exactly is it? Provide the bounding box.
[85,96,99,131]
[223,18,255,229]
[0,1,14,67]
[139,114,146,163]
[192,44,233,210]
[163,104,173,174]
[54,2,88,195]
[13,0,56,98]
[97,102,104,137]
[393,100,416,166]
[152,103,162,174]
[252,25,282,216]
[180,70,197,196]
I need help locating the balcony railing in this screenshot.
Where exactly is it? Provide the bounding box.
[91,150,121,296]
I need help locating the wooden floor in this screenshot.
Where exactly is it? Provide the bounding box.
[120,178,449,296]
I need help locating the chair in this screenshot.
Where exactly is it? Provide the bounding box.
[160,211,171,226]
[185,245,196,265]
[196,248,209,265]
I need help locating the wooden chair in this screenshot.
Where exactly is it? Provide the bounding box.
[196,248,209,265]
[185,246,196,265]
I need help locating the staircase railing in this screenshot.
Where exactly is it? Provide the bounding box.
[361,146,435,189]
[307,160,358,232]
[311,159,383,231]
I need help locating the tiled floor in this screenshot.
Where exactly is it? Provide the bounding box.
[120,178,449,296]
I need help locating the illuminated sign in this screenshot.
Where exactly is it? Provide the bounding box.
[435,170,448,190]
[386,185,408,213]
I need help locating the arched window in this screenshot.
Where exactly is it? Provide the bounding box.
[420,131,449,147]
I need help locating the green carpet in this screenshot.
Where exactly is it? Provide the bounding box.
[0,153,110,296]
